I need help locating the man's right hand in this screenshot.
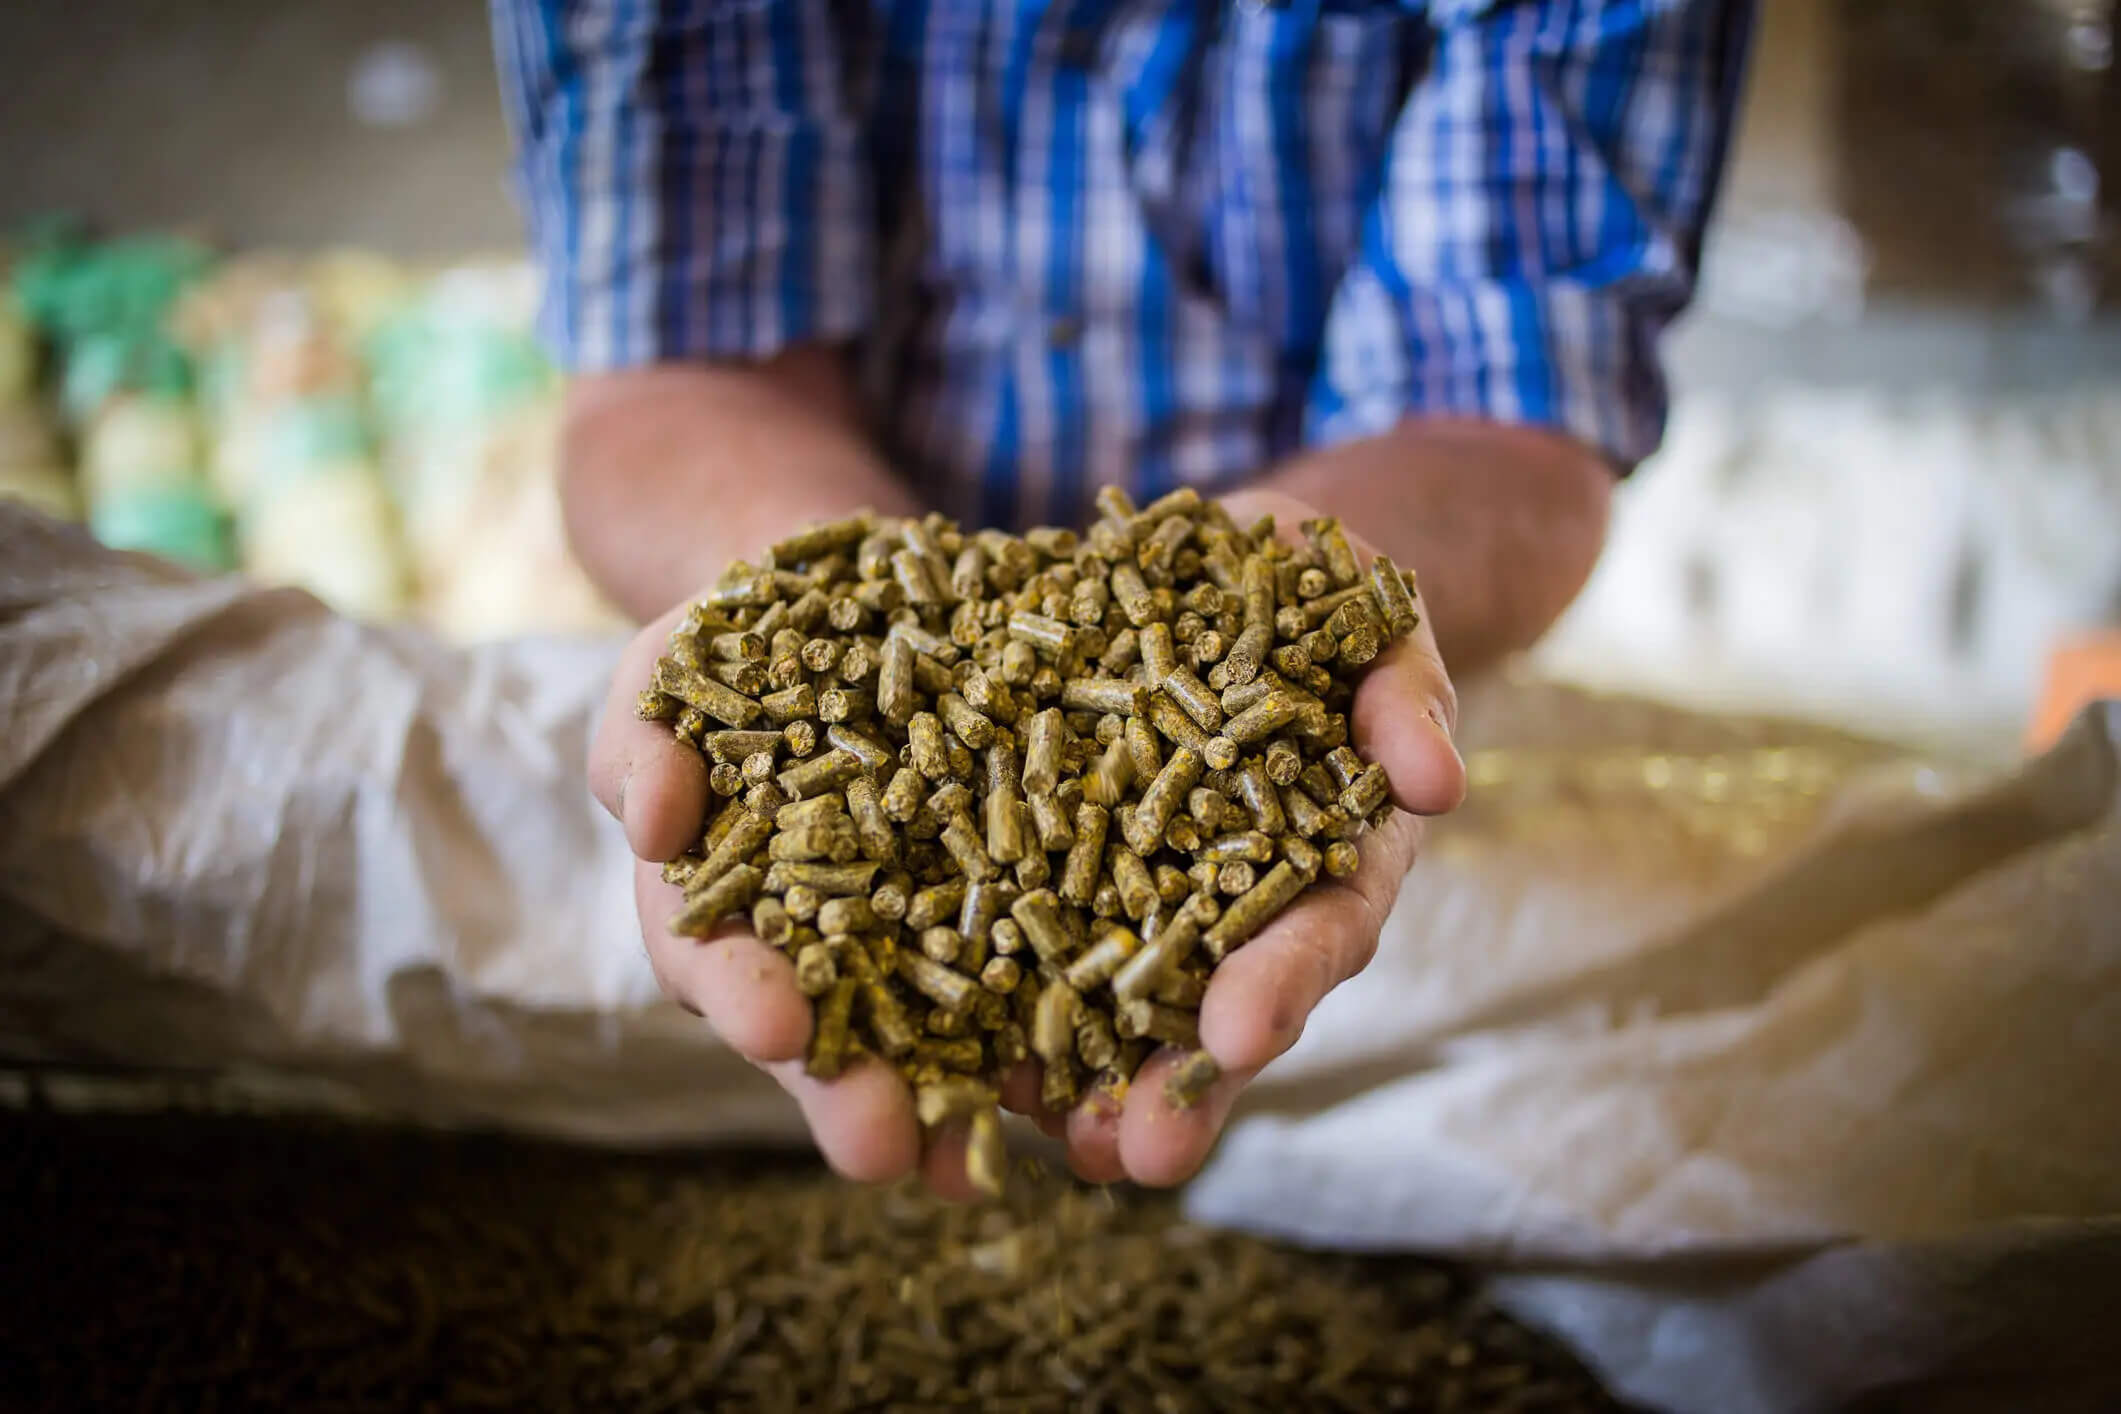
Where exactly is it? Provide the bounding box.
[589,599,982,1190]
[561,354,949,1187]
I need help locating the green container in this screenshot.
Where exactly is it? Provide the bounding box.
[88,484,234,574]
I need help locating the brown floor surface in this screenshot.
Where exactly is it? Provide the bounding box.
[0,1102,1622,1413]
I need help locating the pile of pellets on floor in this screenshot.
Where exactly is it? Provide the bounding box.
[1,1107,1624,1413]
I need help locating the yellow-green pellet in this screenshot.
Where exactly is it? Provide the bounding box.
[1021,708,1066,796]
[1059,677,1146,717]
[1110,847,1158,921]
[1198,829,1275,863]
[1202,860,1304,959]
[906,879,967,930]
[1164,1049,1222,1109]
[1024,793,1074,854]
[1110,560,1156,626]
[917,926,963,966]
[863,980,918,1058]
[1111,906,1202,1003]
[653,659,764,728]
[768,859,880,896]
[825,722,895,776]
[1075,1009,1120,1070]
[776,748,862,801]
[752,893,794,946]
[669,863,763,937]
[768,821,860,864]
[980,956,1022,994]
[906,711,951,780]
[1113,714,1157,783]
[808,978,858,1078]
[1152,969,1208,1008]
[915,1076,996,1129]
[1008,888,1076,967]
[1125,746,1203,855]
[1339,761,1390,818]
[1032,980,1082,1064]
[691,807,773,892]
[1058,804,1108,906]
[843,774,898,863]
[1224,691,1300,745]
[958,877,1014,948]
[967,1106,1008,1197]
[1006,610,1075,657]
[1082,733,1136,807]
[1113,999,1200,1049]
[1299,518,1362,589]
[881,765,926,822]
[758,682,815,725]
[775,793,846,831]
[939,813,1000,883]
[1162,664,1223,732]
[984,742,1027,865]
[817,895,877,937]
[705,653,764,695]
[897,951,979,1013]
[876,631,917,724]
[1062,924,1144,991]
[794,942,838,997]
[937,692,997,750]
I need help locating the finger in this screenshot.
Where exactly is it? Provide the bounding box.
[1196,811,1420,1071]
[764,1055,923,1184]
[998,1060,1044,1116]
[589,604,712,862]
[1117,1048,1253,1189]
[1350,607,1464,818]
[999,1061,1069,1139]
[920,1122,983,1203]
[636,860,812,1062]
[1063,1089,1127,1185]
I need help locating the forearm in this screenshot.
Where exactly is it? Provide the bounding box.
[559,349,922,621]
[1253,419,1613,675]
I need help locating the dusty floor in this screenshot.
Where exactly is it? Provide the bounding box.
[0,1104,1625,1413]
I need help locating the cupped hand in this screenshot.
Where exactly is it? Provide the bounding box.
[1038,488,1463,1187]
[590,600,936,1188]
[590,491,1463,1197]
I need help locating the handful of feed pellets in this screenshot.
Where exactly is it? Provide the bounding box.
[637,485,1421,1196]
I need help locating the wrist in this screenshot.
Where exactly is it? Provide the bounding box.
[558,355,921,619]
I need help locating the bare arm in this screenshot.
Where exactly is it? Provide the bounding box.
[1254,419,1614,675]
[560,348,922,622]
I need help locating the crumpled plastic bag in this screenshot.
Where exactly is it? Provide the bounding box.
[3,504,2116,1413]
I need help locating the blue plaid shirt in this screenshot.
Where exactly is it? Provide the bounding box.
[493,0,1749,530]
